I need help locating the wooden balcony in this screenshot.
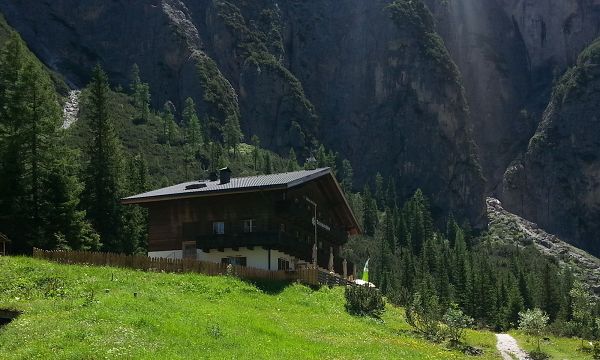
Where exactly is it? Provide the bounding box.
[196,231,354,275]
[274,200,349,245]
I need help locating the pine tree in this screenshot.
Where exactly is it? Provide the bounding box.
[130,63,141,93]
[287,148,299,171]
[251,135,260,171]
[223,115,243,156]
[183,97,203,148]
[161,101,178,145]
[375,173,385,210]
[263,152,273,174]
[82,64,126,252]
[120,154,149,254]
[0,32,99,252]
[130,64,150,123]
[340,159,354,194]
[362,185,378,236]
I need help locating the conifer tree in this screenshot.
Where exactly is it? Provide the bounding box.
[287,148,299,172]
[374,173,385,210]
[0,32,99,252]
[362,185,378,236]
[263,152,273,174]
[223,115,242,156]
[182,97,203,148]
[251,135,260,171]
[130,64,150,123]
[82,64,126,252]
[340,159,354,194]
[161,101,178,145]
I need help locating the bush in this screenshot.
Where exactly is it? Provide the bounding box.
[529,350,550,360]
[405,292,444,341]
[518,308,549,352]
[344,285,385,318]
[593,341,600,360]
[442,304,473,344]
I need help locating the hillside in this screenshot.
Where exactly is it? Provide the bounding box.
[0,256,500,359]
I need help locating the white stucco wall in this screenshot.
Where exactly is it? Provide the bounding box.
[148,247,303,271]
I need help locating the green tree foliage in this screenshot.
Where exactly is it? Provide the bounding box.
[406,291,444,341]
[442,303,473,344]
[160,101,179,145]
[0,32,99,252]
[222,114,243,156]
[362,185,378,236]
[82,65,127,252]
[519,308,549,352]
[287,148,299,171]
[251,135,260,171]
[129,64,150,123]
[340,159,353,194]
[344,285,385,318]
[570,280,596,346]
[182,97,203,148]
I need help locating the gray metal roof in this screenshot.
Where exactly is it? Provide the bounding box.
[122,168,332,204]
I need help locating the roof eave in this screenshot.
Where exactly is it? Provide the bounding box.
[121,184,287,205]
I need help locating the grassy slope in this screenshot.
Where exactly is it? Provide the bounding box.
[67,89,293,189]
[0,256,499,359]
[511,331,594,360]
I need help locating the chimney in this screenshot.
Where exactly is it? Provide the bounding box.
[219,167,232,185]
[208,171,218,182]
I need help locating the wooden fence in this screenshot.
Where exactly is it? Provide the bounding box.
[32,248,353,287]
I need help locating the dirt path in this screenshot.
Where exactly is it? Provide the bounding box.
[496,333,530,360]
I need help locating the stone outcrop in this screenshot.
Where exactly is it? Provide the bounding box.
[0,0,487,226]
[426,0,600,193]
[503,38,600,256]
[487,198,600,294]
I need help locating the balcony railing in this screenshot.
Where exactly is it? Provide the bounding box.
[196,231,354,275]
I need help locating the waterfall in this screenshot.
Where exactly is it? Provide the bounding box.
[62,90,81,129]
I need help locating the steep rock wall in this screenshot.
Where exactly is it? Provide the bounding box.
[503,38,600,256]
[0,0,486,225]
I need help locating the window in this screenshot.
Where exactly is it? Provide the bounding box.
[221,256,247,267]
[278,258,290,271]
[182,241,196,259]
[213,221,225,235]
[242,219,255,233]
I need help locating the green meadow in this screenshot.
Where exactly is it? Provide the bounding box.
[0,256,501,359]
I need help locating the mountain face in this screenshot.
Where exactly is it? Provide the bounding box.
[426,0,600,193]
[503,39,600,256]
[1,0,600,253]
[0,0,485,225]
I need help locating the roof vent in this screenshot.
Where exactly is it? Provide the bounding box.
[219,167,232,185]
[185,183,207,190]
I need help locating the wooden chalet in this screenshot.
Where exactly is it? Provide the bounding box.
[122,168,360,277]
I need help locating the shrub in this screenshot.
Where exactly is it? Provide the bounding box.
[344,285,385,318]
[518,308,549,352]
[442,303,473,344]
[593,341,600,360]
[529,350,550,360]
[405,292,444,341]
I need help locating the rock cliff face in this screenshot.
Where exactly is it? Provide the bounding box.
[0,0,486,225]
[426,0,600,193]
[503,38,600,256]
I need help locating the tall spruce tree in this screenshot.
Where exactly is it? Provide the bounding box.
[129,64,150,123]
[182,97,203,148]
[223,115,242,156]
[287,148,299,171]
[340,159,354,194]
[83,64,125,252]
[0,32,99,252]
